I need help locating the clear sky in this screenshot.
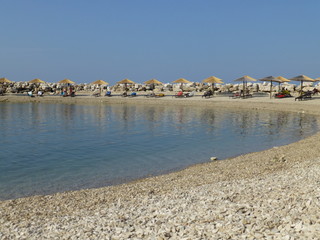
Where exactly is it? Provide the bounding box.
[1,0,320,84]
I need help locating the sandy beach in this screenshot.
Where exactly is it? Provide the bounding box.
[1,94,320,239]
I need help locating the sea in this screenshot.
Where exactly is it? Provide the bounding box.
[0,102,318,200]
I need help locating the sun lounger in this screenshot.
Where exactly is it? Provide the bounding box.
[242,93,253,98]
[275,93,292,98]
[27,91,35,97]
[92,92,101,97]
[145,92,156,98]
[185,91,195,97]
[295,92,312,101]
[202,90,213,98]
[155,93,165,98]
[229,92,241,99]
[174,91,184,98]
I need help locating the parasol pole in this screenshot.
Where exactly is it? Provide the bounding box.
[242,81,245,98]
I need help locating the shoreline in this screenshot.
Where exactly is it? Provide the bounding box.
[2,93,320,113]
[1,95,320,238]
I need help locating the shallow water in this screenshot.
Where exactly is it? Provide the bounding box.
[0,102,318,200]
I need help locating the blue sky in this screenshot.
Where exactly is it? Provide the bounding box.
[1,0,320,84]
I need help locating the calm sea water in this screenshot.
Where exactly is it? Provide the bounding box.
[0,102,318,200]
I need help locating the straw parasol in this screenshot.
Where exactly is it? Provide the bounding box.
[144,79,163,92]
[91,80,108,95]
[172,78,192,90]
[172,78,191,84]
[144,79,163,85]
[234,75,257,97]
[0,78,12,94]
[202,76,223,93]
[202,76,223,84]
[259,76,282,99]
[276,76,290,83]
[0,77,12,83]
[91,80,109,85]
[58,79,75,84]
[274,76,290,92]
[234,75,257,82]
[117,78,135,84]
[29,78,45,84]
[117,79,135,92]
[289,75,315,94]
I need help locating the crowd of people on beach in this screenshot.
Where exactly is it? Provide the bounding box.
[1,79,320,100]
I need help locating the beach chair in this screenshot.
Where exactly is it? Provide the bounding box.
[92,91,101,97]
[155,93,165,98]
[241,90,253,99]
[185,91,195,98]
[145,92,156,98]
[174,91,184,98]
[275,92,292,98]
[229,92,241,99]
[295,91,312,101]
[27,91,35,97]
[105,91,112,97]
[242,93,253,99]
[202,90,213,98]
[129,92,137,97]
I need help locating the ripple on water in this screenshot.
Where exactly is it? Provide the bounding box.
[0,102,318,200]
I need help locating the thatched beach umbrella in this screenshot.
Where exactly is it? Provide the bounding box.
[172,78,192,90]
[234,75,256,82]
[91,80,109,85]
[172,78,191,84]
[144,79,163,85]
[117,79,135,92]
[0,77,12,83]
[58,79,75,96]
[144,79,163,92]
[259,76,282,99]
[234,75,257,97]
[202,76,223,93]
[91,80,109,95]
[0,78,12,94]
[117,78,135,84]
[276,76,290,83]
[275,76,291,92]
[58,79,75,84]
[289,75,315,94]
[29,78,45,84]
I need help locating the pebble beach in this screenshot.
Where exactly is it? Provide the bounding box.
[1,94,320,239]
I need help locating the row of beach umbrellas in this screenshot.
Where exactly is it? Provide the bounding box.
[0,77,223,85]
[0,78,76,84]
[1,75,319,90]
[118,75,319,98]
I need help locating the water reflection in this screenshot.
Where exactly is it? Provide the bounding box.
[0,102,319,200]
[0,103,319,138]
